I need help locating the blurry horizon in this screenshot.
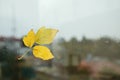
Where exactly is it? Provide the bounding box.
[0,0,120,40]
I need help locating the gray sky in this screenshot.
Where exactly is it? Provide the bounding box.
[0,0,120,40]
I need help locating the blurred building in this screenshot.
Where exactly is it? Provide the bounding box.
[0,37,21,50]
[0,36,29,58]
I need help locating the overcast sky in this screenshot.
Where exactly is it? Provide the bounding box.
[0,0,120,40]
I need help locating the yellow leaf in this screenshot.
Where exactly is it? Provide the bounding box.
[23,29,35,48]
[33,46,54,60]
[35,27,58,44]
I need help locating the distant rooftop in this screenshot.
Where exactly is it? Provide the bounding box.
[0,36,20,42]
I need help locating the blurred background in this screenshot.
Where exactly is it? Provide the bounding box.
[0,0,120,80]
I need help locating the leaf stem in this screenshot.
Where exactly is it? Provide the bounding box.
[18,48,31,60]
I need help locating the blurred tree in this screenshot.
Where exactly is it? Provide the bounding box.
[0,47,20,80]
[57,36,120,75]
[61,36,120,64]
[62,37,81,66]
[60,37,81,74]
[80,36,95,58]
[93,37,120,59]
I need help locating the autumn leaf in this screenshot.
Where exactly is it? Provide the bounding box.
[35,27,58,44]
[33,46,54,60]
[18,27,58,60]
[23,29,35,48]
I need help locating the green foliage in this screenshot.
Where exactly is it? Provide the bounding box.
[61,36,120,59]
[100,67,120,76]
